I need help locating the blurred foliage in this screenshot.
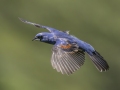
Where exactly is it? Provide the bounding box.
[0,0,120,90]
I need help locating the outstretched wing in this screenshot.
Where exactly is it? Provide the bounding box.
[19,18,59,33]
[88,51,109,72]
[51,39,85,75]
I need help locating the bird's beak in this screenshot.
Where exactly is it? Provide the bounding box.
[32,37,37,41]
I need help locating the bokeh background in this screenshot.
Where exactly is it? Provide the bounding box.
[0,0,120,90]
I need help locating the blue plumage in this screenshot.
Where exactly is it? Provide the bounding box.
[19,18,109,75]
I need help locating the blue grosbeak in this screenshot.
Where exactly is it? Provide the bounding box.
[19,18,109,75]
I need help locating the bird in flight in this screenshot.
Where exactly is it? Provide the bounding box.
[19,18,109,75]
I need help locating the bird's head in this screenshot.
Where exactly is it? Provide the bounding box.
[32,32,56,44]
[32,33,44,41]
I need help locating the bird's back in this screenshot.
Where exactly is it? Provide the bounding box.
[54,31,95,54]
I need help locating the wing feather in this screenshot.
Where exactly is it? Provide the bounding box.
[51,45,85,75]
[19,18,58,33]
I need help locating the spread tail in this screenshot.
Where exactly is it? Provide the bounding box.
[88,51,109,72]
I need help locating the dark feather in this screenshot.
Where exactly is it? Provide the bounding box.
[88,51,109,72]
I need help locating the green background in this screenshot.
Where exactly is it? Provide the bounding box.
[0,0,120,90]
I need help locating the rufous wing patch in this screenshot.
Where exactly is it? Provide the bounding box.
[60,44,72,49]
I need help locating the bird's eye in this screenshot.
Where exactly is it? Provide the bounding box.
[37,36,43,40]
[37,36,43,39]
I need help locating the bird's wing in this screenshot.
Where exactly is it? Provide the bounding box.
[19,18,59,33]
[88,51,109,72]
[51,39,85,75]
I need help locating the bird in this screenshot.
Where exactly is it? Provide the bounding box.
[19,18,109,75]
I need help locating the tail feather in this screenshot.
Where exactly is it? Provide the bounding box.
[88,51,109,72]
